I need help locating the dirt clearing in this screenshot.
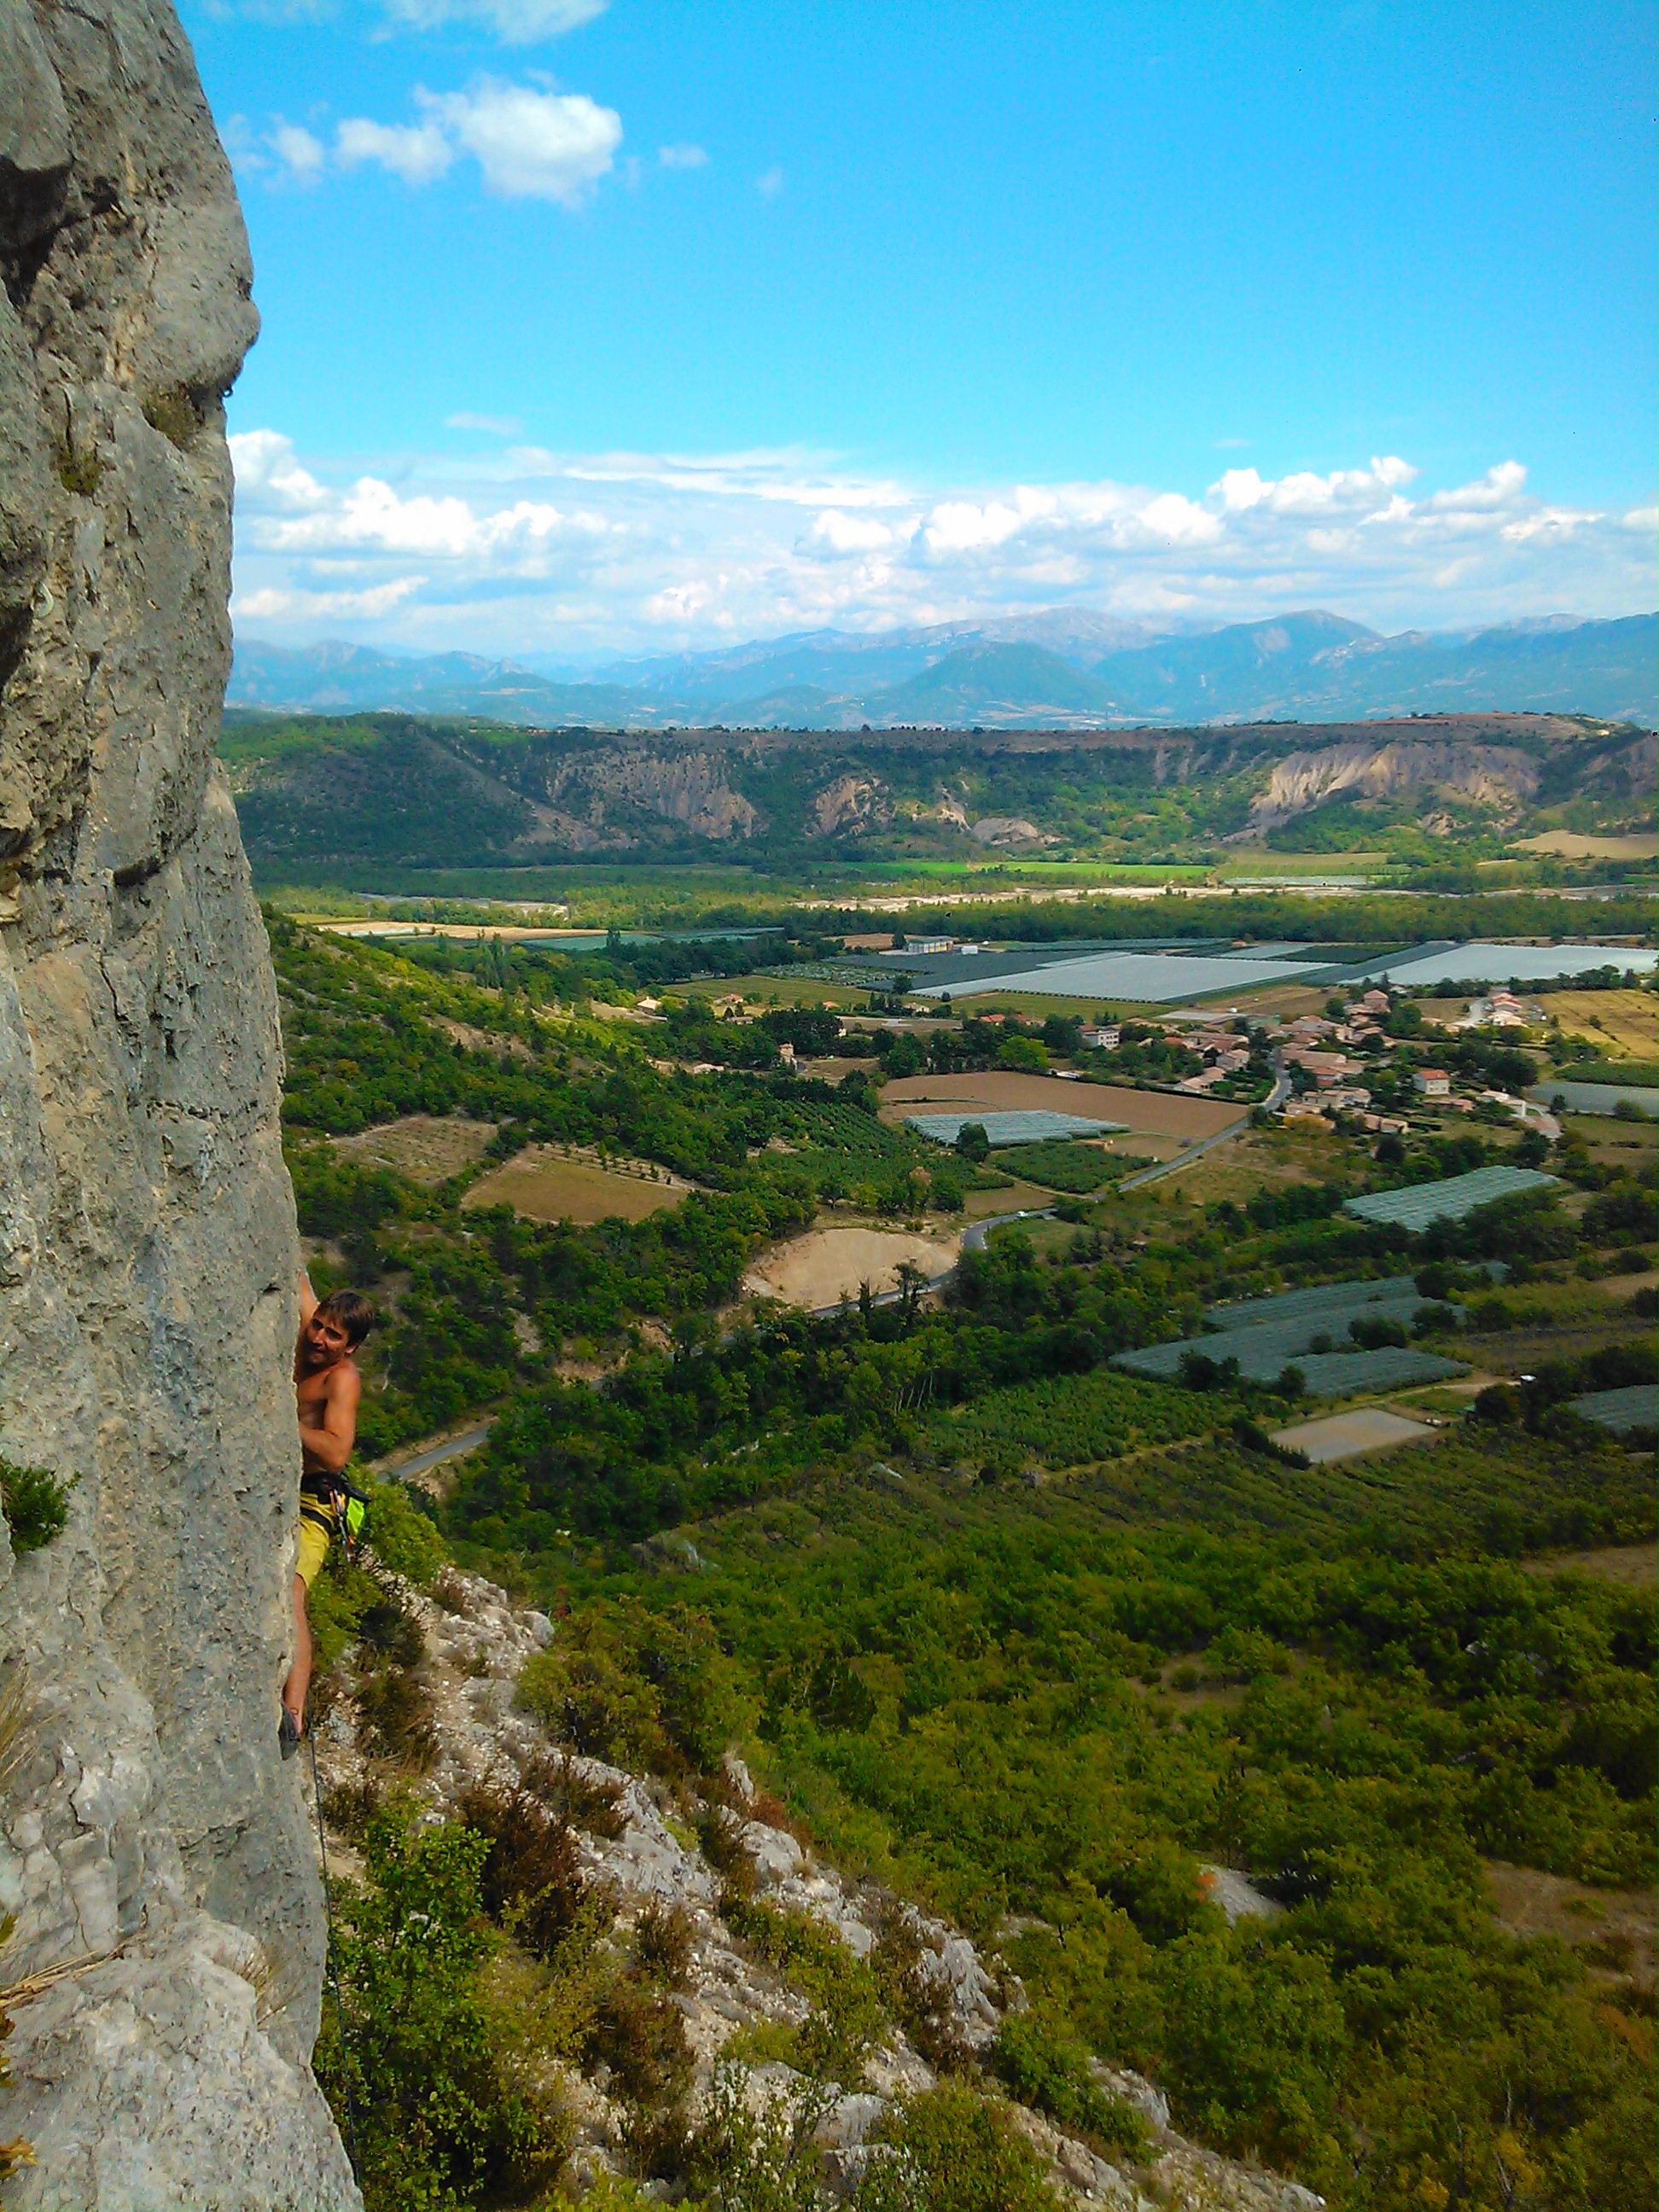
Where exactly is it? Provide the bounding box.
[333,1115,498,1185]
[1520,1542,1657,1588]
[746,1224,962,1310]
[1486,1860,1655,1989]
[463,1147,690,1225]
[1272,1406,1440,1463]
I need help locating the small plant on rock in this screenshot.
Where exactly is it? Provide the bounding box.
[0,1461,73,1555]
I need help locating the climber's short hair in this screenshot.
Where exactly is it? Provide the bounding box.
[317,1288,375,1348]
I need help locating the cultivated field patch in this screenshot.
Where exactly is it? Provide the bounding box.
[1545,987,1658,1060]
[1516,831,1659,859]
[463,1145,690,1224]
[332,1113,498,1184]
[878,1068,1240,1142]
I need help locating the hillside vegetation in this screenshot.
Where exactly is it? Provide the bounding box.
[276,909,1656,2210]
[222,709,1654,876]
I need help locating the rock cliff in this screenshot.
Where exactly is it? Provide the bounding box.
[1241,737,1541,835]
[0,2,358,2203]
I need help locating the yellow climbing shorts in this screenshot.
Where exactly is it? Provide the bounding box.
[295,1500,336,1591]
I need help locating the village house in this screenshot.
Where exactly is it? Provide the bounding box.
[1280,1095,1335,1128]
[1413,1068,1452,1097]
[1284,1047,1365,1087]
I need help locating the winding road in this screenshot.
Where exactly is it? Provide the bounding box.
[1117,1056,1288,1190]
[377,1420,496,1485]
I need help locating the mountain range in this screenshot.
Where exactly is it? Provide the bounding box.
[228,608,1657,731]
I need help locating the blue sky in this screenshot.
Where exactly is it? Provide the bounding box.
[185,0,1658,656]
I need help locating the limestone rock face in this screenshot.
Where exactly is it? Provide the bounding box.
[0,3,358,2202]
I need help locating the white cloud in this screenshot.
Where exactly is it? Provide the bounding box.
[1136,491,1223,545]
[416,78,620,201]
[247,74,623,204]
[1214,455,1417,515]
[379,0,606,40]
[335,114,451,185]
[268,119,327,181]
[755,165,785,200]
[230,428,330,509]
[233,577,428,621]
[446,411,526,436]
[808,510,898,556]
[232,430,613,567]
[337,114,453,184]
[230,427,1657,655]
[540,445,911,508]
[1425,460,1528,512]
[658,143,708,170]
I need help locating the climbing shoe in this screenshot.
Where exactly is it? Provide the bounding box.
[279,1708,302,1760]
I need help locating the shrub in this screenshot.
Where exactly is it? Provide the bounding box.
[870,1908,969,2074]
[1231,1417,1310,1470]
[724,1897,888,2081]
[590,1981,692,2108]
[0,1461,73,1554]
[516,1599,743,1776]
[354,1662,437,1770]
[686,2063,830,2209]
[991,2015,1151,2160]
[317,1801,569,2211]
[859,2085,1063,2212]
[141,384,201,448]
[453,1780,586,1959]
[362,1475,447,1587]
[632,1901,694,1988]
[519,1747,626,1837]
[1348,1314,1408,1349]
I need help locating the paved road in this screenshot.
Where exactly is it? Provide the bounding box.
[379,1420,496,1483]
[1118,1057,1287,1192]
[961,1207,1054,1252]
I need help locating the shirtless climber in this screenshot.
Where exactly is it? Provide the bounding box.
[281,1275,374,1755]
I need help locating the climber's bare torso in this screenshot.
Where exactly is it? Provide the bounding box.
[282,1278,364,1743]
[294,1278,361,1479]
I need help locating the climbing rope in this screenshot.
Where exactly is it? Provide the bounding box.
[307,1717,364,2182]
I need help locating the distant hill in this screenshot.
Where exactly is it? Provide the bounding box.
[230,609,1657,730]
[228,639,681,729]
[865,642,1121,725]
[218,707,1654,876]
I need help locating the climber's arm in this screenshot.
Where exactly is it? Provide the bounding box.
[298,1271,317,1328]
[298,1363,360,1476]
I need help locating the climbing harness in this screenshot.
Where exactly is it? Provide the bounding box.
[300,1474,370,1567]
[336,1477,370,1563]
[307,1720,364,2181]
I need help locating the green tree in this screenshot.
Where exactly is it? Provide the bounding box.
[318,1801,567,2211]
